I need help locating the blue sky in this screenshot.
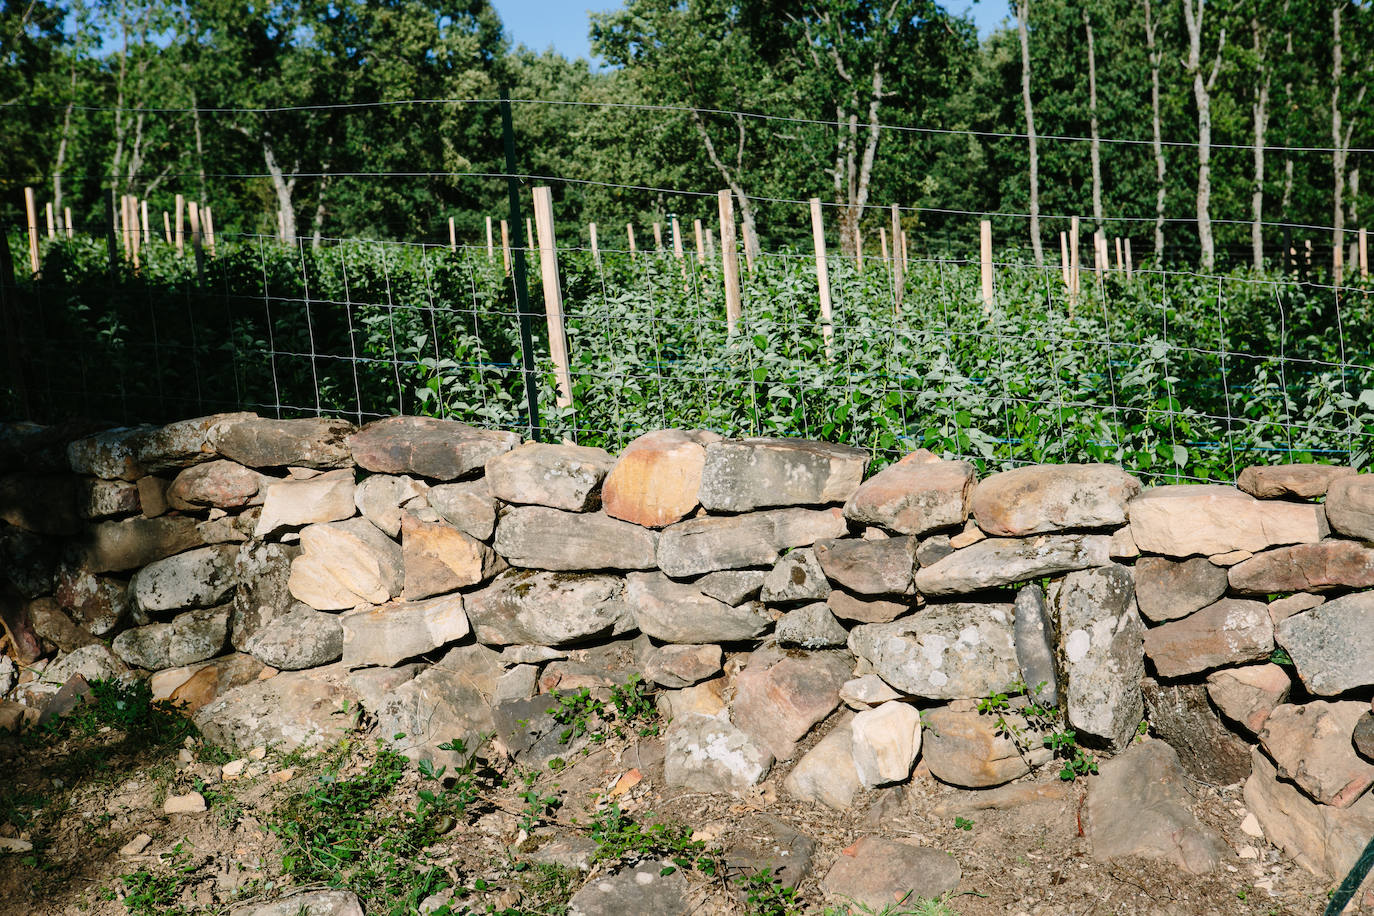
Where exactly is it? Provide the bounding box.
[491,1,1013,65]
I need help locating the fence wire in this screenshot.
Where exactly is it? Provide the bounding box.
[4,200,1372,485]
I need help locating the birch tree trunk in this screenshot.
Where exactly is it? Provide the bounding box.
[1017,0,1042,266]
[1183,0,1226,271]
[1332,1,1346,277]
[1251,16,1270,270]
[1085,9,1103,236]
[262,140,297,242]
[1145,0,1166,262]
[689,110,760,264]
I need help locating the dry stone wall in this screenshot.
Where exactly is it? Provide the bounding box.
[2,415,1373,884]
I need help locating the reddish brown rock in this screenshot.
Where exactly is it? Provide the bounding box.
[826,590,910,624]
[820,837,961,911]
[163,653,268,714]
[1325,474,1374,541]
[213,417,356,470]
[347,416,518,480]
[77,517,206,573]
[1245,747,1374,880]
[80,479,141,518]
[602,430,719,528]
[53,565,129,637]
[731,652,851,761]
[971,463,1140,536]
[643,644,722,689]
[1227,540,1374,595]
[921,700,1036,788]
[1268,592,1324,623]
[1133,556,1228,623]
[401,514,501,600]
[1260,701,1374,808]
[1237,464,1355,499]
[137,476,170,517]
[166,460,269,510]
[843,453,974,536]
[813,537,915,596]
[1142,598,1273,677]
[1205,663,1291,736]
[1127,485,1327,557]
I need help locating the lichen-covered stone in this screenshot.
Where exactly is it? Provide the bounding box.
[848,602,1018,700]
[698,438,867,512]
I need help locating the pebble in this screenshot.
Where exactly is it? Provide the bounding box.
[221,759,248,779]
[119,833,153,856]
[163,791,207,814]
[1239,812,1263,838]
[0,838,33,853]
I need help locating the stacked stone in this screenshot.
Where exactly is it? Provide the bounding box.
[1,416,1371,889]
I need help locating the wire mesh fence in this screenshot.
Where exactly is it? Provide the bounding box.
[4,196,1373,485]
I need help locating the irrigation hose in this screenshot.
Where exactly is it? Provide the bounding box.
[1325,833,1374,915]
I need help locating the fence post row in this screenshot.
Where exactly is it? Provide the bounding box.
[809,198,834,356]
[718,189,743,336]
[448,217,456,251]
[531,186,574,412]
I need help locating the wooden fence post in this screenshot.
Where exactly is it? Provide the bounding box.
[64,206,73,239]
[202,205,215,256]
[486,216,494,261]
[809,198,834,355]
[671,217,684,261]
[163,211,172,244]
[1360,227,1368,279]
[119,195,131,261]
[890,204,903,311]
[1070,217,1081,305]
[589,222,601,269]
[531,186,573,410]
[1125,238,1134,278]
[705,227,715,262]
[23,187,40,274]
[653,222,663,252]
[627,223,637,260]
[448,217,456,251]
[1335,229,1345,279]
[140,199,150,247]
[718,190,742,335]
[1114,236,1124,272]
[879,227,889,263]
[855,227,864,272]
[500,219,512,273]
[44,202,55,239]
[175,194,185,255]
[188,200,205,274]
[1059,231,1071,294]
[694,218,704,264]
[979,219,994,311]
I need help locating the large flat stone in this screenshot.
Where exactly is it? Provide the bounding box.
[340,593,469,667]
[67,426,157,479]
[134,413,256,473]
[1228,540,1374,595]
[922,699,1034,788]
[820,837,961,912]
[826,589,910,624]
[731,652,850,760]
[1260,701,1374,808]
[914,534,1112,596]
[698,438,867,512]
[663,714,773,793]
[1237,464,1356,499]
[1276,590,1374,695]
[254,469,356,537]
[813,536,915,596]
[1051,565,1144,751]
[1133,556,1229,623]
[1127,485,1327,557]
[760,547,830,605]
[240,602,344,670]
[1244,747,1374,880]
[371,645,503,769]
[400,514,501,599]
[1086,740,1223,874]
[1142,598,1273,677]
[656,508,847,578]
[347,416,518,480]
[784,715,861,809]
[601,429,718,528]
[194,668,361,751]
[466,569,631,646]
[289,517,403,610]
[843,452,974,536]
[848,602,1018,700]
[626,572,770,643]
[230,541,299,651]
[76,517,206,573]
[1205,663,1291,736]
[425,479,498,541]
[485,441,614,511]
[353,473,427,537]
[213,417,356,469]
[112,605,230,669]
[971,464,1140,536]
[494,507,657,571]
[1325,474,1374,540]
[566,861,689,916]
[129,544,239,616]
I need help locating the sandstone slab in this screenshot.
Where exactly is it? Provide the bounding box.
[1051,565,1144,751]
[1142,597,1273,677]
[696,569,766,605]
[971,463,1140,536]
[485,441,614,511]
[566,861,689,916]
[467,569,630,646]
[77,517,206,573]
[67,426,157,479]
[353,473,427,537]
[843,453,974,536]
[194,668,361,751]
[851,700,922,788]
[1133,556,1229,623]
[1244,747,1374,880]
[785,715,861,809]
[230,541,299,651]
[848,602,1018,700]
[820,837,961,911]
[1086,740,1223,874]
[627,572,770,643]
[162,653,267,714]
[112,605,230,669]
[775,602,849,649]
[289,517,403,610]
[254,469,356,536]
[698,438,867,512]
[1127,485,1327,557]
[813,536,915,596]
[1275,590,1374,695]
[494,507,657,571]
[732,652,850,760]
[657,508,847,578]
[1228,540,1374,595]
[1325,474,1374,540]
[1204,663,1291,737]
[601,429,718,527]
[28,598,98,653]
[1268,591,1324,623]
[348,416,518,480]
[914,534,1112,596]
[1237,463,1355,499]
[425,479,498,541]
[1260,701,1374,807]
[340,593,469,667]
[213,417,355,469]
[839,675,901,710]
[371,645,503,769]
[642,644,722,688]
[826,590,910,624]
[401,514,501,599]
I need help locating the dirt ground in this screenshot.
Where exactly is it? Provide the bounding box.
[0,703,1362,916]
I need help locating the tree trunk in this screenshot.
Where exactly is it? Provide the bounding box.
[1251,16,1269,270]
[262,140,297,242]
[1085,9,1103,236]
[52,100,73,228]
[690,110,759,263]
[1145,0,1166,263]
[1332,1,1346,277]
[1017,0,1042,266]
[1183,0,1226,271]
[192,89,209,206]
